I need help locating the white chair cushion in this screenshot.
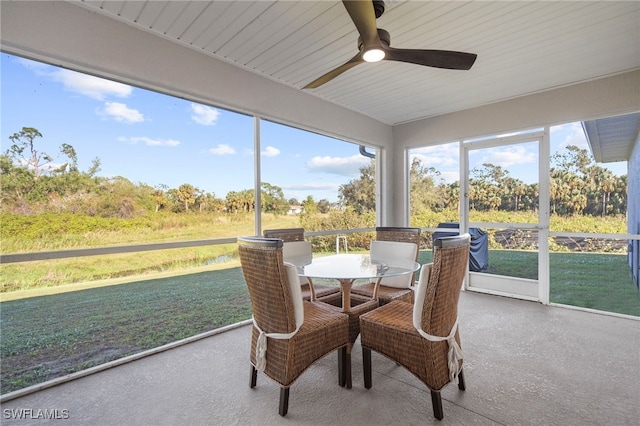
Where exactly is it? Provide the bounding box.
[413,263,432,330]
[283,241,312,286]
[283,262,304,328]
[370,240,418,288]
[282,241,312,259]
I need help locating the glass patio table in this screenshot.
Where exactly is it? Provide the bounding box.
[289,253,420,312]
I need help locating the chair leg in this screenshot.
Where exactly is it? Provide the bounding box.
[249,365,257,388]
[458,368,466,391]
[430,390,443,420]
[345,350,352,389]
[362,347,372,389]
[279,387,290,416]
[338,347,345,387]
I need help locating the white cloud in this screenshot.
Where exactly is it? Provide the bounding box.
[552,123,588,150]
[118,136,180,147]
[209,144,236,155]
[17,56,132,100]
[411,143,459,168]
[440,171,460,184]
[191,104,220,126]
[98,102,144,123]
[54,69,132,100]
[261,146,280,157]
[411,152,457,168]
[307,155,371,177]
[480,145,536,168]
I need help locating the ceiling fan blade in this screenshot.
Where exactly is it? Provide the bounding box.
[303,53,364,89]
[342,0,380,47]
[385,47,477,70]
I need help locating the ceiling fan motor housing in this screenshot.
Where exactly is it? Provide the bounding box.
[357,28,391,50]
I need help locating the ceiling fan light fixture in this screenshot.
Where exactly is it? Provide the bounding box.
[363,48,385,62]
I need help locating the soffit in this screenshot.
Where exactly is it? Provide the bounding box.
[75,0,640,126]
[583,112,640,163]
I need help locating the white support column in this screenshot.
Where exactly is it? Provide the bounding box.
[459,141,469,235]
[538,128,551,304]
[375,147,384,226]
[254,116,262,237]
[386,132,410,227]
[460,141,470,290]
[404,148,411,226]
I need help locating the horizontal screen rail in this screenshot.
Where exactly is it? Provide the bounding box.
[0,238,239,264]
[0,228,376,264]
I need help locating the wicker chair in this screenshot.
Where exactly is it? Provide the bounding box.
[264,228,340,301]
[359,234,470,420]
[351,226,421,305]
[238,237,350,416]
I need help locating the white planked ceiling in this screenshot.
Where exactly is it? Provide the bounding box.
[76,0,639,126]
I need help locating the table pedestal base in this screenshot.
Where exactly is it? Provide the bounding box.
[317,292,379,389]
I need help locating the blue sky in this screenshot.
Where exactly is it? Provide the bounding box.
[2,53,626,202]
[1,54,368,203]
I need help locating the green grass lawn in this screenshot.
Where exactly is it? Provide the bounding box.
[1,250,638,394]
[548,252,640,314]
[420,249,639,315]
[0,266,251,394]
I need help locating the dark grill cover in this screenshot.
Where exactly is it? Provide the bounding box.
[433,222,489,272]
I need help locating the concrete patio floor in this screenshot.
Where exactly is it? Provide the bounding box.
[2,291,639,425]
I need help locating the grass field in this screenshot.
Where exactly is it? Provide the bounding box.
[0,213,300,293]
[1,250,637,394]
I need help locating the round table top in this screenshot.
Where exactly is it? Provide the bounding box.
[289,253,420,281]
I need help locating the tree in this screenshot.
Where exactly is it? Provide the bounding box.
[176,183,197,211]
[585,165,618,217]
[225,189,254,213]
[2,128,106,213]
[301,195,318,214]
[317,198,331,214]
[338,161,376,214]
[203,193,225,213]
[552,145,592,176]
[504,177,527,211]
[0,153,35,203]
[549,145,627,217]
[152,184,170,212]
[409,158,443,215]
[443,182,460,212]
[261,182,289,214]
[6,127,76,180]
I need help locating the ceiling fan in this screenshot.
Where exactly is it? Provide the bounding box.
[303,0,477,89]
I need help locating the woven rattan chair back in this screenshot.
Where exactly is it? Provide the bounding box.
[263,228,305,242]
[237,237,297,334]
[420,234,470,338]
[375,227,421,260]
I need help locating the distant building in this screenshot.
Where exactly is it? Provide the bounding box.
[287,205,303,215]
